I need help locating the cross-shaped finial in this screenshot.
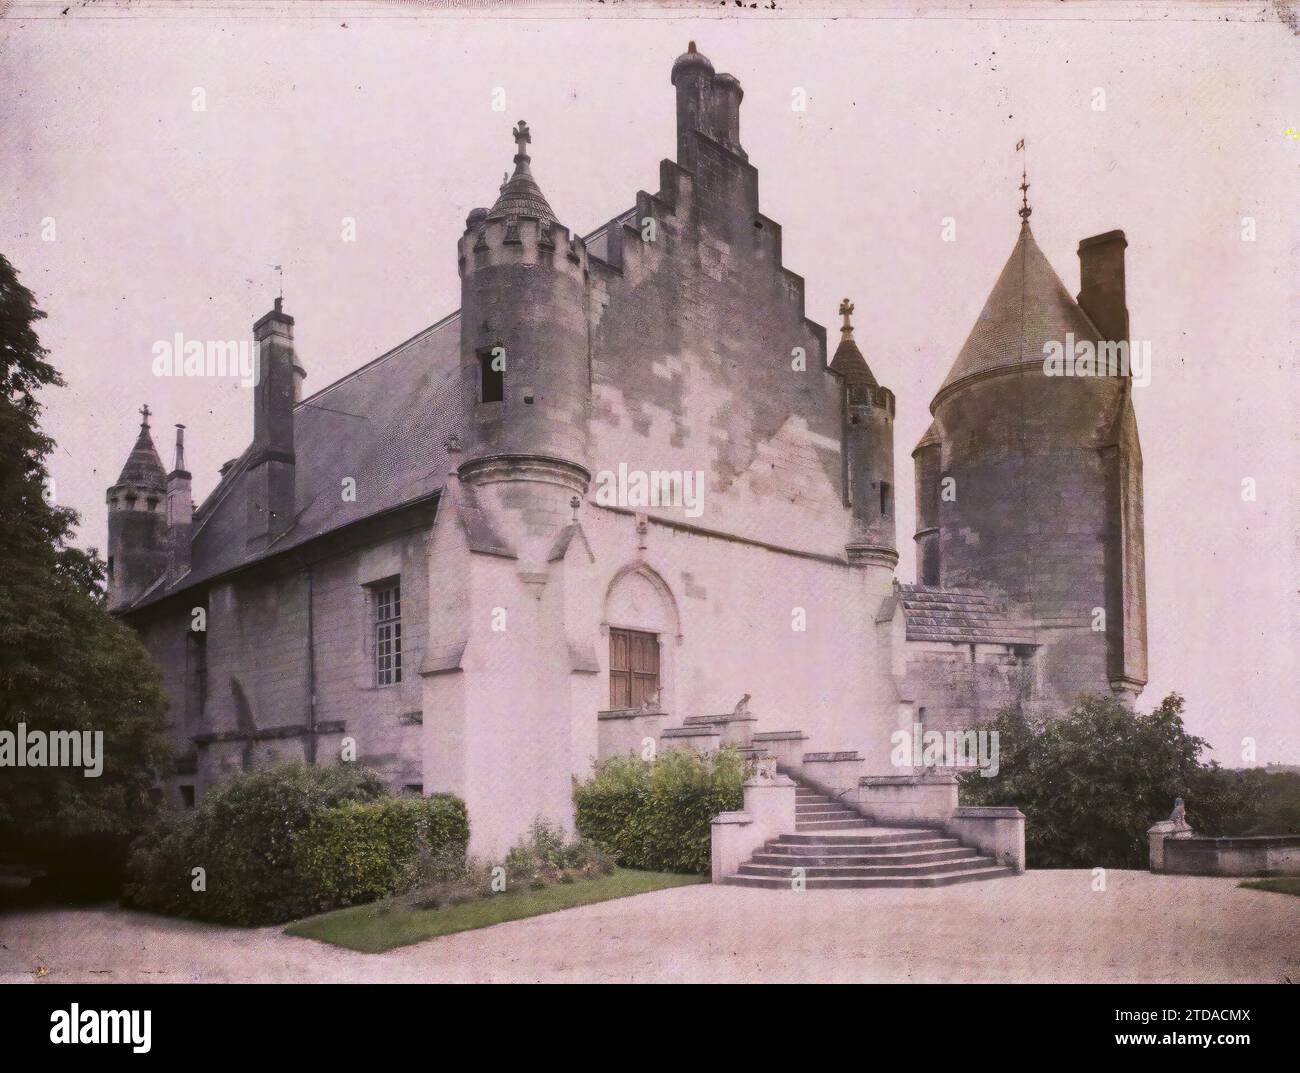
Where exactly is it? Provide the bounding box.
[839,298,855,332]
[513,120,531,158]
[139,403,151,427]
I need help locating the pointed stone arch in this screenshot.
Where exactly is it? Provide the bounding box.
[601,561,682,641]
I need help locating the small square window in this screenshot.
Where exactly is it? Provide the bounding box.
[179,785,196,809]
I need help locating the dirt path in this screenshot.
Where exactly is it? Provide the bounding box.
[2,870,1296,984]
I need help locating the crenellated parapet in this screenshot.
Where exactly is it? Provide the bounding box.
[456,123,592,497]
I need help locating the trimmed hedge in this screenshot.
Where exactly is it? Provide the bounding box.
[573,748,746,874]
[296,796,469,914]
[123,763,468,925]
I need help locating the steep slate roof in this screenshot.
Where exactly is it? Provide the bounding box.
[128,313,464,609]
[913,419,941,453]
[934,221,1101,404]
[114,420,167,492]
[486,124,559,225]
[897,583,1035,646]
[828,331,877,390]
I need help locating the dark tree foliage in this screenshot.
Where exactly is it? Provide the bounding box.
[960,693,1265,868]
[0,253,171,895]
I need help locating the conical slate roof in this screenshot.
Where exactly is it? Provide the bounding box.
[828,299,878,390]
[829,333,877,390]
[115,413,167,490]
[933,222,1100,406]
[487,120,558,225]
[913,419,941,453]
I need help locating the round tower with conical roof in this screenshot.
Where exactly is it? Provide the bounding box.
[106,404,170,609]
[830,299,897,572]
[455,119,591,556]
[922,206,1146,707]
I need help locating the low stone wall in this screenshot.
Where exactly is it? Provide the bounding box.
[711,774,797,883]
[847,773,958,827]
[1162,835,1300,878]
[800,751,865,798]
[945,806,1026,873]
[596,708,669,761]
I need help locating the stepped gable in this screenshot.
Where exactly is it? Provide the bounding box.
[896,583,1034,645]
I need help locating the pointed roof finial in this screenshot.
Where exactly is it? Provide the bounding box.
[513,119,531,162]
[829,298,878,389]
[487,118,558,225]
[839,297,855,334]
[1016,137,1031,222]
[688,40,697,54]
[139,403,152,429]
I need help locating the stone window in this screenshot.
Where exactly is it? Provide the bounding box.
[179,785,195,809]
[609,627,659,709]
[880,480,892,517]
[371,579,402,686]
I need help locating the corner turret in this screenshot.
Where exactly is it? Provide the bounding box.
[832,299,897,571]
[106,404,170,609]
[456,119,591,530]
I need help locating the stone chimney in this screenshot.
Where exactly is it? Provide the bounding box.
[247,297,301,547]
[670,42,746,168]
[1077,230,1129,342]
[166,423,193,579]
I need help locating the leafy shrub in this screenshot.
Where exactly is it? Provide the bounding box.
[573,748,746,874]
[295,794,469,914]
[960,693,1266,868]
[123,762,467,925]
[503,817,614,887]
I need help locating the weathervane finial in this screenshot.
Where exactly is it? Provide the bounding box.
[1016,137,1031,221]
[139,403,151,428]
[838,298,855,333]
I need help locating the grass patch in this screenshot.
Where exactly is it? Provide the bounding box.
[1239,877,1300,898]
[284,868,704,953]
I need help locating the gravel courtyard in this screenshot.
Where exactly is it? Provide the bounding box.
[2,870,1296,984]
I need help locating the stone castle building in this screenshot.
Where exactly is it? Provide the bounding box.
[107,44,1146,855]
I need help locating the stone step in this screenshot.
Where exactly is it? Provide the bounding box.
[790,806,863,816]
[721,865,1018,890]
[774,829,938,846]
[752,846,976,867]
[795,818,875,831]
[739,856,995,879]
[795,802,856,814]
[763,838,963,858]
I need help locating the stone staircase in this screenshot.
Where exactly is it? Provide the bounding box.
[721,776,1017,889]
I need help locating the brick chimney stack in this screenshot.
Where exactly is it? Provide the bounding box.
[247,297,301,547]
[166,423,193,579]
[1077,230,1129,342]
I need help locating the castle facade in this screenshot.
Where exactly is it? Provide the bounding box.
[107,44,1146,855]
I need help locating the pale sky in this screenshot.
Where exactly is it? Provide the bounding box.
[2,2,1296,763]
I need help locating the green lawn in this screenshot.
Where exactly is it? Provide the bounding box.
[1239,877,1300,898]
[284,868,705,953]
